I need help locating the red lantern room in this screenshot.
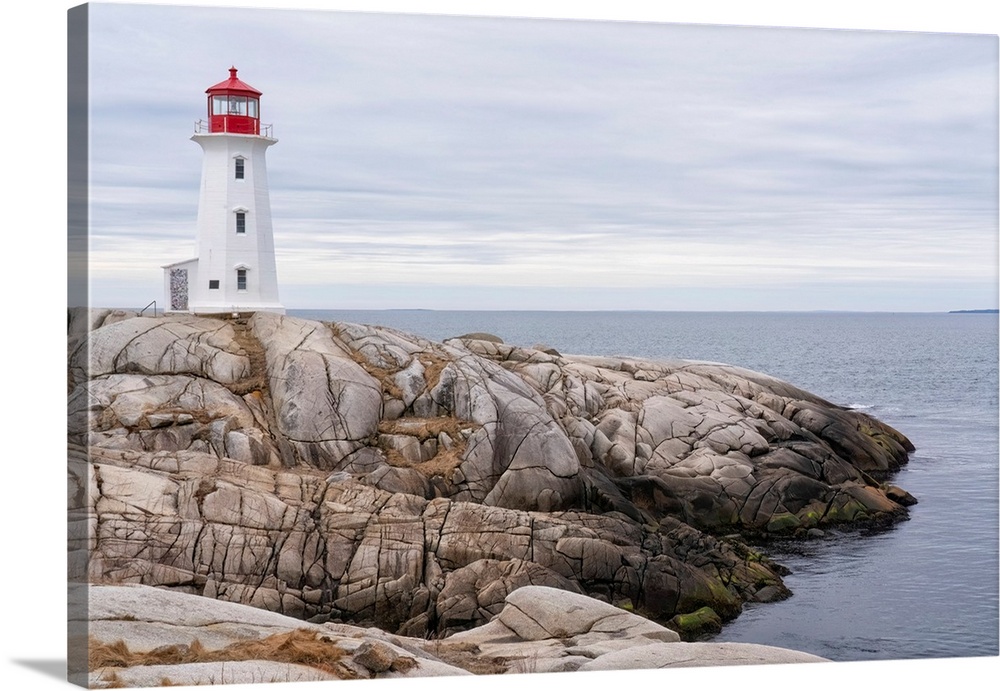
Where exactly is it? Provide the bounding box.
[205,67,263,135]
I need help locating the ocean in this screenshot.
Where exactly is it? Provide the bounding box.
[289,309,999,662]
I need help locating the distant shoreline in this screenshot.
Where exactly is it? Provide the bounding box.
[948,309,999,314]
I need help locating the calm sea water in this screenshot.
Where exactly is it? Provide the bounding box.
[290,309,999,662]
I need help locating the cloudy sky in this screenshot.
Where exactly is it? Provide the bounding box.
[81,2,998,311]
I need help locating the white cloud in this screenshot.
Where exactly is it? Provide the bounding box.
[83,3,998,310]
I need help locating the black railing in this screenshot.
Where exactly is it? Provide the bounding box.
[139,300,157,317]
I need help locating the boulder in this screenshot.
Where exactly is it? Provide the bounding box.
[71,315,251,385]
[250,312,383,468]
[449,585,824,672]
[578,641,826,670]
[669,606,723,639]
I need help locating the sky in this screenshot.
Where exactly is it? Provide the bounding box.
[82,3,998,311]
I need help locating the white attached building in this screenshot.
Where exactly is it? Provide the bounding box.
[164,67,284,314]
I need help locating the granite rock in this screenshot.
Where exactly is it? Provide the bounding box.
[82,583,823,687]
[71,309,915,645]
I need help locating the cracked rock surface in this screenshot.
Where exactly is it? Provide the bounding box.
[83,583,823,687]
[70,308,915,643]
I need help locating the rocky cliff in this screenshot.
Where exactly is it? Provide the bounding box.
[68,308,915,646]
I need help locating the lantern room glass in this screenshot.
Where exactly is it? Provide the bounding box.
[211,95,259,118]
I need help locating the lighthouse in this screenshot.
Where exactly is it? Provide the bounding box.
[163,67,284,314]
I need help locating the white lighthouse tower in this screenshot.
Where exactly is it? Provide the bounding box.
[164,67,284,314]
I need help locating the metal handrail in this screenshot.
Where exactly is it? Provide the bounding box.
[194,119,274,137]
[139,300,157,317]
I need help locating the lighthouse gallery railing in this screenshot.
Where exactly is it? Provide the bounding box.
[194,119,273,138]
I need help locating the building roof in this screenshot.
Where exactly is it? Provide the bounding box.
[205,67,262,96]
[162,257,199,269]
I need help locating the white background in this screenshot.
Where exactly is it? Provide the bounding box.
[2,2,997,690]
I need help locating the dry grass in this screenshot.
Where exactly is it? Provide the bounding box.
[424,641,511,675]
[327,323,406,399]
[412,444,467,479]
[375,417,475,481]
[359,360,406,400]
[377,416,475,442]
[225,317,270,397]
[377,440,467,481]
[388,656,418,673]
[328,322,452,403]
[89,629,358,680]
[419,355,449,391]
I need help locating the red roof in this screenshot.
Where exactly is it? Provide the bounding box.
[205,67,262,96]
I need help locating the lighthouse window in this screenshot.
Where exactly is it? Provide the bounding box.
[235,158,245,179]
[208,280,219,290]
[228,96,248,115]
[237,269,247,291]
[248,98,258,118]
[235,212,246,234]
[212,95,228,115]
